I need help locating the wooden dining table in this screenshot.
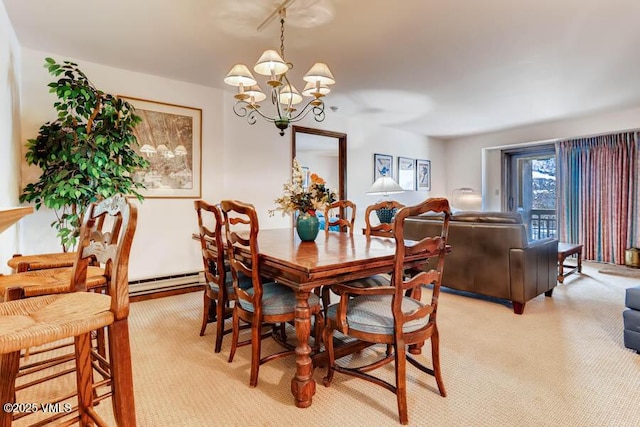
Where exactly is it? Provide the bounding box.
[221,228,436,408]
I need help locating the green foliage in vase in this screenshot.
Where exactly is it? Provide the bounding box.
[20,58,149,251]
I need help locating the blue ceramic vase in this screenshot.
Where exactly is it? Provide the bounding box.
[296,212,320,242]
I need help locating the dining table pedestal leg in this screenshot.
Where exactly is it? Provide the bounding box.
[291,290,316,408]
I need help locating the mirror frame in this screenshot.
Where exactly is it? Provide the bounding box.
[291,125,347,201]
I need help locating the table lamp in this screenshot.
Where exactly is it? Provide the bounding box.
[366,176,404,223]
[451,187,482,211]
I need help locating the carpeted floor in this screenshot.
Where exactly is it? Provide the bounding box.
[597,262,640,279]
[14,261,640,426]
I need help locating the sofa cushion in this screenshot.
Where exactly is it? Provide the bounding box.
[626,286,640,311]
[623,308,640,332]
[624,328,640,352]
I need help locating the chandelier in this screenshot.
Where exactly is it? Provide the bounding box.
[223,5,336,136]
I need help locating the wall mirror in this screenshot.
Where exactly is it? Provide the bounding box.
[291,126,347,201]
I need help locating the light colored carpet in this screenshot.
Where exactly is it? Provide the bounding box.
[14,262,640,426]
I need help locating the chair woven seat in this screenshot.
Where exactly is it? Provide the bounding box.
[7,252,76,271]
[0,292,112,354]
[0,266,106,300]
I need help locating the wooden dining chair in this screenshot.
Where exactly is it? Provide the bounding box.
[193,200,252,352]
[323,200,356,234]
[0,194,138,426]
[364,200,406,238]
[220,199,324,387]
[322,197,451,425]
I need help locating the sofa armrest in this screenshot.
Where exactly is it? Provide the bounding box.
[509,238,558,304]
[524,237,557,250]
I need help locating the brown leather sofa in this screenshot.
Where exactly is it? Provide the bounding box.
[404,211,558,314]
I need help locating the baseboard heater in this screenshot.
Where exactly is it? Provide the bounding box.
[129,271,204,296]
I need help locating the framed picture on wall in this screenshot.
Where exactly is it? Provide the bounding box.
[416,159,431,191]
[373,153,393,182]
[121,96,202,198]
[397,157,415,191]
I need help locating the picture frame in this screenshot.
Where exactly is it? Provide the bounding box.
[397,157,416,191]
[416,159,431,191]
[373,153,393,182]
[121,96,202,198]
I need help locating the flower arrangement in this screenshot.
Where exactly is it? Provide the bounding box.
[269,159,338,217]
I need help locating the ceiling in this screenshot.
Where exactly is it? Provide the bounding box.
[4,0,640,138]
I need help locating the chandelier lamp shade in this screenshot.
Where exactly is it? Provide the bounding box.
[223,5,336,136]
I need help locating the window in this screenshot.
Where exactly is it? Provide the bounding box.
[503,144,556,240]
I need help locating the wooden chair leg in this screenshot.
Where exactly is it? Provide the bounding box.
[312,312,324,353]
[200,290,212,336]
[321,286,331,318]
[95,326,109,373]
[228,307,240,363]
[75,333,95,425]
[108,319,136,427]
[214,294,225,353]
[431,326,446,397]
[394,343,409,425]
[322,327,335,387]
[0,351,20,427]
[249,321,262,388]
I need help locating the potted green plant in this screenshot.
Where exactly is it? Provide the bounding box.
[20,58,149,251]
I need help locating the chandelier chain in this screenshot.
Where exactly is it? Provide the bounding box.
[280,17,286,60]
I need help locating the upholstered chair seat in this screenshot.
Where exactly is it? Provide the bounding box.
[326,295,429,335]
[239,282,321,315]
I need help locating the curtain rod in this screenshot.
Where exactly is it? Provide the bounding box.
[558,126,640,142]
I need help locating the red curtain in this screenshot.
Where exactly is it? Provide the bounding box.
[556,132,639,264]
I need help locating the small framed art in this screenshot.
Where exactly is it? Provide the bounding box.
[416,159,431,191]
[397,157,415,191]
[373,153,393,182]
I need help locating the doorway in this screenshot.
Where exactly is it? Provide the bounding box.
[503,144,557,240]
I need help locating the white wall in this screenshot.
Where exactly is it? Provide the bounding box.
[16,50,444,280]
[19,48,224,280]
[0,2,22,274]
[445,106,640,211]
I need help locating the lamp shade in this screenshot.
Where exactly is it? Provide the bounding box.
[254,50,288,76]
[366,176,404,196]
[278,84,303,105]
[451,188,482,211]
[302,81,331,97]
[224,64,257,87]
[303,62,336,85]
[245,84,266,103]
